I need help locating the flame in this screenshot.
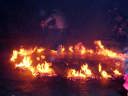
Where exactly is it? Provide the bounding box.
[67,64,93,79]
[81,64,92,77]
[36,62,56,76]
[10,47,56,77]
[67,63,118,79]
[113,69,122,76]
[68,46,74,53]
[16,56,32,68]
[10,50,18,62]
[79,45,86,55]
[36,48,45,53]
[10,40,124,79]
[98,63,102,72]
[74,42,94,55]
[101,71,112,79]
[16,60,56,77]
[98,64,112,79]
[58,45,65,54]
[67,69,86,79]
[95,40,123,60]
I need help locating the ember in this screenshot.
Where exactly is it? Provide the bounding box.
[10,40,125,79]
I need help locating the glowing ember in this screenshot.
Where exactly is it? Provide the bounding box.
[10,40,125,79]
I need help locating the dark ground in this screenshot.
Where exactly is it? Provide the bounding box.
[0,77,127,96]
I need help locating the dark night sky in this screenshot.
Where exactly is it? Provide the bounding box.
[0,0,128,76]
[0,0,128,43]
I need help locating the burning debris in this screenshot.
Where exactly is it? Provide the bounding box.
[10,47,56,77]
[10,40,126,79]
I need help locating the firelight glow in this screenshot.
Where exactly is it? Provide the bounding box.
[10,40,125,79]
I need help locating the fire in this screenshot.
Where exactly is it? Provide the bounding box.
[17,59,56,77]
[98,64,112,79]
[74,42,94,55]
[36,62,56,76]
[81,64,92,77]
[68,46,74,53]
[67,69,86,79]
[113,69,122,76]
[95,40,123,60]
[16,56,32,68]
[10,50,18,62]
[67,63,120,79]
[67,64,93,79]
[36,48,45,53]
[101,71,112,79]
[98,63,102,72]
[10,47,56,77]
[10,40,125,79]
[57,45,65,55]
[74,43,87,55]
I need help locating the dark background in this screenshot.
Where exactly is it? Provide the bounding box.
[0,0,128,44]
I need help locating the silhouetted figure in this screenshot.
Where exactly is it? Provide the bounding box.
[40,10,68,49]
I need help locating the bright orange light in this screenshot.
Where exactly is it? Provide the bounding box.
[67,69,86,79]
[67,64,93,79]
[10,47,56,77]
[81,64,92,77]
[36,48,45,53]
[10,50,18,62]
[113,69,122,76]
[101,70,112,79]
[95,40,123,60]
[98,63,102,72]
[10,40,124,79]
[98,63,112,79]
[36,61,56,76]
[68,46,74,53]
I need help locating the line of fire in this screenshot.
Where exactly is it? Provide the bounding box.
[3,0,128,96]
[10,40,127,80]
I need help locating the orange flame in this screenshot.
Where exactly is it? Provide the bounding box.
[101,70,112,79]
[81,64,92,77]
[95,40,123,60]
[10,50,18,62]
[67,64,93,79]
[98,64,112,79]
[10,40,124,79]
[36,61,56,76]
[68,46,74,53]
[10,47,56,77]
[113,69,122,76]
[67,69,86,79]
